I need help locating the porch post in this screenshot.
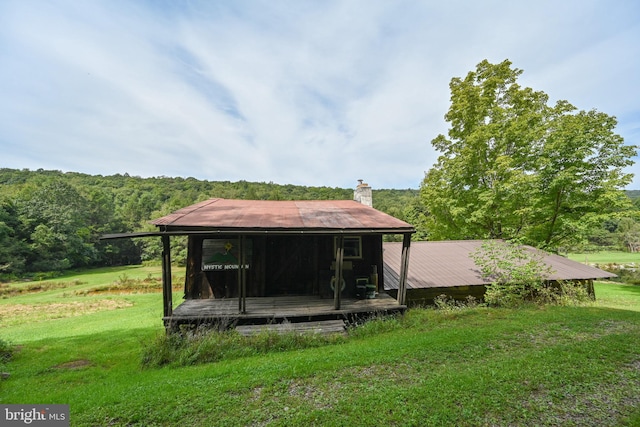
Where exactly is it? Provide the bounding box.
[243,236,248,313]
[334,235,344,310]
[397,233,411,306]
[161,235,173,317]
[238,236,247,314]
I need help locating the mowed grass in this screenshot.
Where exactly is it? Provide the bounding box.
[567,251,640,265]
[0,266,181,342]
[1,265,639,426]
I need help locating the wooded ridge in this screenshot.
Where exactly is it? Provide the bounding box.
[0,167,638,279]
[0,168,420,277]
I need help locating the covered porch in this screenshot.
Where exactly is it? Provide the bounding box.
[104,197,415,332]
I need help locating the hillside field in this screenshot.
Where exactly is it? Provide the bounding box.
[0,260,639,426]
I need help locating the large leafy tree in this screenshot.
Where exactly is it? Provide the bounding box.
[421,59,636,250]
[0,199,29,274]
[18,180,96,271]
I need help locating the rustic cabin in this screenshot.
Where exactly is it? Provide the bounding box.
[105,183,415,332]
[383,240,616,305]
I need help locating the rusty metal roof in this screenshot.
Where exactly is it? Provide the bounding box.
[383,240,615,290]
[150,198,415,234]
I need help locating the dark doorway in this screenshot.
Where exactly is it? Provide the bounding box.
[265,236,318,296]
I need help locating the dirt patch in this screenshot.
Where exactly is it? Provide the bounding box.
[0,299,133,327]
[72,274,183,296]
[627,359,640,371]
[77,285,182,296]
[516,355,640,426]
[524,320,640,347]
[0,280,85,298]
[54,359,92,370]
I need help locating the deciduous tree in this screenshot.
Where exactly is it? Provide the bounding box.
[421,59,637,250]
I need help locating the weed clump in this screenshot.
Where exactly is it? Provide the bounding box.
[347,312,404,337]
[0,338,13,362]
[433,295,482,311]
[0,338,14,377]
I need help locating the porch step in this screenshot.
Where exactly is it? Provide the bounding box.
[235,319,347,336]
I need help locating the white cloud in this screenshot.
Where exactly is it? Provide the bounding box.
[0,0,638,189]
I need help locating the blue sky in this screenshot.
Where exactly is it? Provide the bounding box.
[1,0,639,189]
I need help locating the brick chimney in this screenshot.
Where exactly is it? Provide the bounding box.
[354,179,373,207]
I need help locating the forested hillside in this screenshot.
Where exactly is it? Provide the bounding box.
[0,168,420,278]
[1,167,638,279]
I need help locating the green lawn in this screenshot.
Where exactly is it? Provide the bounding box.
[567,251,640,265]
[1,266,639,426]
[0,265,181,342]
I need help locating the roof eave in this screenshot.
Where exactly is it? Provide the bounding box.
[156,226,416,235]
[102,227,415,240]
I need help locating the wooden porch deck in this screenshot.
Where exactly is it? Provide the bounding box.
[164,293,406,330]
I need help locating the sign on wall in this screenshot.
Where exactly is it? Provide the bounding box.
[202,239,251,271]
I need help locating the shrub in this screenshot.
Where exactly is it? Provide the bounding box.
[472,240,591,307]
[531,280,593,306]
[472,241,554,307]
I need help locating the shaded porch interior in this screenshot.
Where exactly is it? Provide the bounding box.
[184,234,387,299]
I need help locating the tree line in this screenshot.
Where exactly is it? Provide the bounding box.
[0,168,421,278]
[0,165,636,280]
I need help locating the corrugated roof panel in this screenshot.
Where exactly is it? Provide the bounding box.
[383,240,615,290]
[150,198,414,232]
[296,201,356,228]
[151,198,222,226]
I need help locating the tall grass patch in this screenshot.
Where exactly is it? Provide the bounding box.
[141,326,348,368]
[0,337,13,373]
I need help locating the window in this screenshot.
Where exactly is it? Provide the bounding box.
[335,236,362,259]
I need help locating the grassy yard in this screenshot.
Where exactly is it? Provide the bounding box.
[1,266,639,426]
[567,251,640,265]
